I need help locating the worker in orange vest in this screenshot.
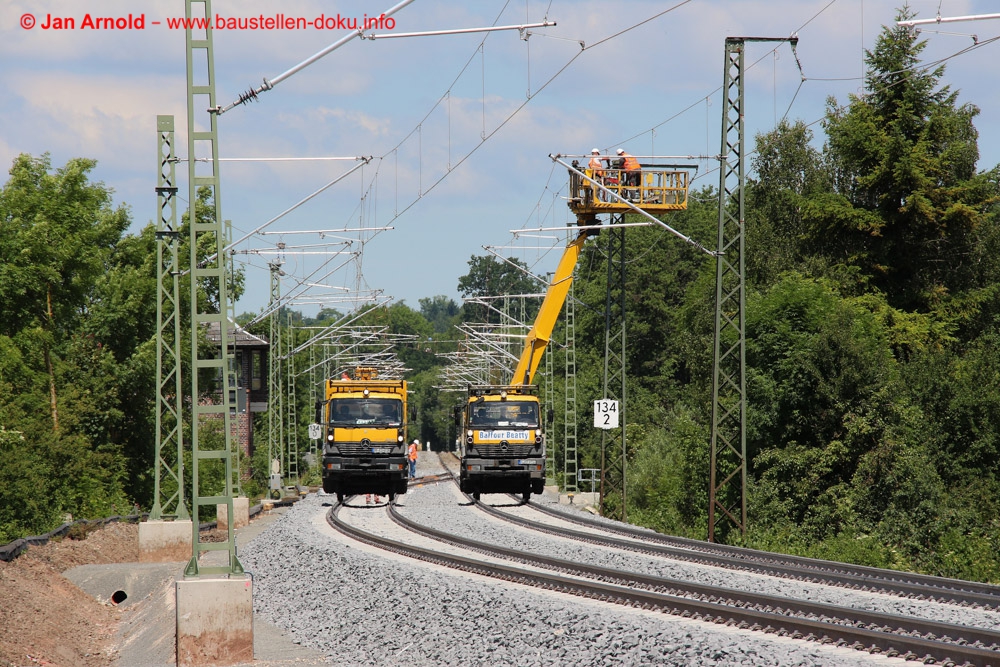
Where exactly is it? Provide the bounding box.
[588,148,606,179]
[588,148,608,202]
[407,439,419,478]
[617,148,641,200]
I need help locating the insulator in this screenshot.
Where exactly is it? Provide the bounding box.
[237,87,260,106]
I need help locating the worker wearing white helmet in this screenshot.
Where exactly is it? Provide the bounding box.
[617,148,641,199]
[587,148,608,202]
[588,148,606,179]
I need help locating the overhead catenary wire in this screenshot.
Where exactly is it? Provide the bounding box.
[231,1,999,324]
[217,0,418,114]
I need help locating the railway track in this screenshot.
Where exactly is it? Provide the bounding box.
[329,490,1000,667]
[435,450,1000,610]
[485,496,1000,611]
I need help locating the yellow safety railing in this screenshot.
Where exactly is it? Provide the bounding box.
[569,167,689,214]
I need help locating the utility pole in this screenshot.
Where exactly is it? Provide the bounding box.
[709,36,797,543]
[268,261,284,497]
[151,115,188,521]
[183,0,241,576]
[563,276,578,494]
[286,311,299,483]
[600,213,628,521]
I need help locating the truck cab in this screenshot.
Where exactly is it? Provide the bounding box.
[319,368,409,502]
[458,386,546,501]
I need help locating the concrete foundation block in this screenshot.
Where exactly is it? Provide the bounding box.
[176,575,253,666]
[139,520,193,563]
[216,497,249,531]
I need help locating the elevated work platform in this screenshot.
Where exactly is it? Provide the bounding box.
[568,165,690,216]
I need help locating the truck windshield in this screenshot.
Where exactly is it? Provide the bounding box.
[469,401,539,428]
[329,398,402,426]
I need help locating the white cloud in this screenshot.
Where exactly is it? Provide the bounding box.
[3,0,998,315]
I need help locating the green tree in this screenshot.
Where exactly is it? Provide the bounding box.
[457,254,540,324]
[747,120,831,288]
[0,154,131,431]
[816,7,999,311]
[0,154,136,536]
[419,295,461,333]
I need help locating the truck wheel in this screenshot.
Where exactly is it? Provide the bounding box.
[336,492,345,503]
[473,492,481,501]
[522,490,531,503]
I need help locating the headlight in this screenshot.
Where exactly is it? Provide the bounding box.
[327,434,334,441]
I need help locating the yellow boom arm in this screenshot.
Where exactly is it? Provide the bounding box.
[510,231,589,387]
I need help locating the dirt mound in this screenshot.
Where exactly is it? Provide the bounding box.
[0,522,139,667]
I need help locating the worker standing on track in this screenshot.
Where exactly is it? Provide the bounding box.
[407,439,419,478]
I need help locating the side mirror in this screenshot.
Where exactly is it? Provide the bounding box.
[546,408,554,425]
[314,401,323,423]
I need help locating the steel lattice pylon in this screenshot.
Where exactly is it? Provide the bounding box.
[710,38,748,544]
[600,214,627,521]
[710,36,796,543]
[224,215,241,497]
[184,0,241,576]
[285,312,298,482]
[268,262,284,495]
[310,343,319,459]
[563,276,578,494]
[544,312,555,484]
[151,115,188,521]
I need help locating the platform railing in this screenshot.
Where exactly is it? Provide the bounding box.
[569,166,689,212]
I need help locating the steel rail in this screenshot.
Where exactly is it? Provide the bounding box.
[502,498,1000,609]
[327,500,1000,667]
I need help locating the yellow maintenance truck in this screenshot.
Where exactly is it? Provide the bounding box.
[319,367,409,502]
[457,225,597,501]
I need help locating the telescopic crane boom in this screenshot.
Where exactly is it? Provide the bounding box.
[510,229,591,387]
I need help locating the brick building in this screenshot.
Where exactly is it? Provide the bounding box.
[205,319,270,458]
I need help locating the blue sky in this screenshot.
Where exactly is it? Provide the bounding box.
[3,0,999,319]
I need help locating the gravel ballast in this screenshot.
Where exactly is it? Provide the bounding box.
[240,471,916,665]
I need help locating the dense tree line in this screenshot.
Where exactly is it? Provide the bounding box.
[544,10,1000,580]
[4,9,1000,584]
[0,165,239,542]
